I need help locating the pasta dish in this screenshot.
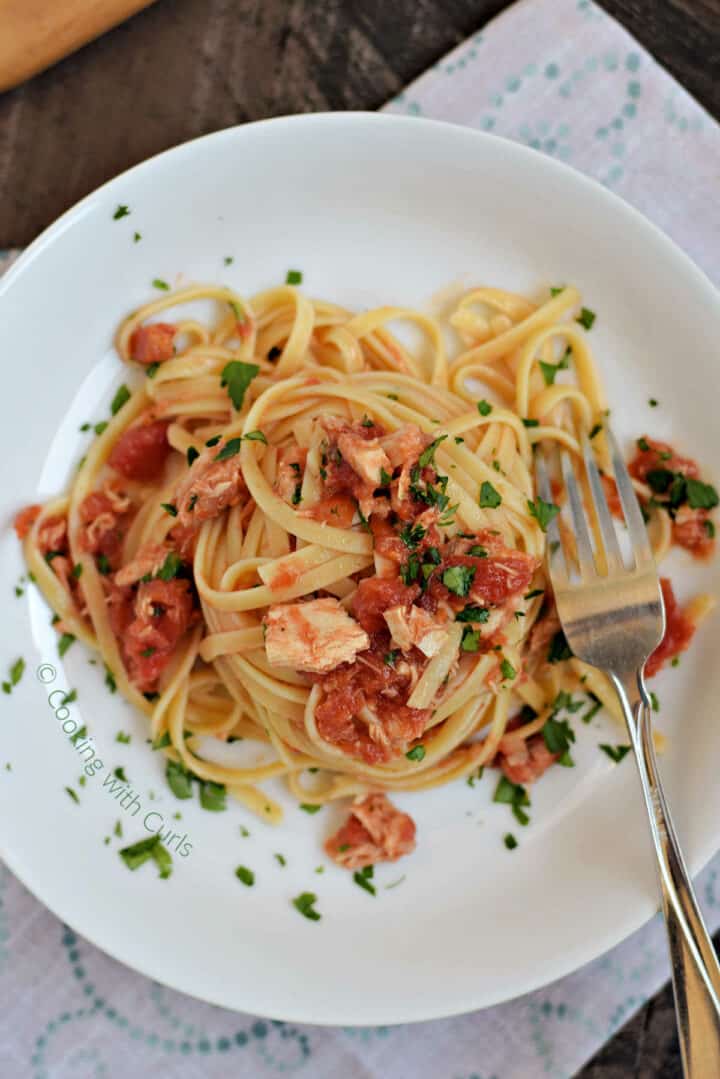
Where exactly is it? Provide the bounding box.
[15,280,717,871]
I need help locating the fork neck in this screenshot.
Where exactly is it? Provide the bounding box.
[609,668,652,730]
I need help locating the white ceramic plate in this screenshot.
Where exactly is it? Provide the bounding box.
[1,113,718,1025]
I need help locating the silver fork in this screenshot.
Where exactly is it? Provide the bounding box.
[536,426,720,1078]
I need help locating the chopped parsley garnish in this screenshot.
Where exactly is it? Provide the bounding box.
[114,820,123,837]
[500,658,516,681]
[116,731,131,744]
[105,666,117,693]
[235,865,255,886]
[504,833,518,850]
[110,384,131,415]
[94,421,108,436]
[215,437,242,461]
[291,483,303,506]
[705,520,716,539]
[400,555,420,586]
[274,853,287,867]
[152,732,171,750]
[157,552,182,580]
[161,503,177,517]
[406,745,426,761]
[466,765,484,788]
[550,285,564,297]
[186,446,199,467]
[522,418,539,428]
[299,803,322,814]
[133,231,141,243]
[494,775,531,826]
[418,435,447,469]
[650,691,660,712]
[599,743,631,763]
[80,422,91,432]
[384,650,400,667]
[220,360,260,410]
[461,628,481,652]
[199,781,227,812]
[120,835,173,878]
[152,278,170,291]
[113,205,130,220]
[399,522,426,549]
[224,256,234,265]
[140,647,156,658]
[582,693,603,723]
[648,398,658,407]
[442,564,476,597]
[243,430,268,444]
[456,605,490,623]
[468,544,488,557]
[292,892,321,921]
[576,307,596,330]
[353,865,376,896]
[286,269,303,285]
[686,478,719,510]
[547,629,572,663]
[3,657,25,693]
[113,766,128,783]
[58,633,76,658]
[379,467,392,486]
[477,400,493,416]
[539,348,570,386]
[479,481,501,509]
[524,588,544,600]
[205,435,221,447]
[65,786,79,804]
[637,437,650,452]
[166,760,193,799]
[527,496,560,532]
[542,715,576,763]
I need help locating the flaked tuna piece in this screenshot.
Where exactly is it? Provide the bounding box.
[263,597,369,674]
[325,793,416,869]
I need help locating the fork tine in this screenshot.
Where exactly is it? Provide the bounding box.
[560,450,596,578]
[535,450,568,586]
[605,426,654,568]
[580,434,624,572]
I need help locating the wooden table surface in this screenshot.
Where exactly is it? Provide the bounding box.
[1,0,719,1074]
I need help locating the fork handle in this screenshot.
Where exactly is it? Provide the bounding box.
[615,672,720,1077]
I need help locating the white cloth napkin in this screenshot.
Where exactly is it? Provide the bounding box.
[1,1,719,1076]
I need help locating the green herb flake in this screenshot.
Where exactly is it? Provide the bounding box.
[161,503,178,517]
[286,269,303,285]
[199,781,227,812]
[522,418,539,428]
[113,205,130,220]
[114,820,123,838]
[493,775,531,826]
[220,360,260,410]
[550,286,565,297]
[479,481,502,509]
[110,384,131,415]
[243,430,268,444]
[527,496,560,532]
[299,803,322,814]
[65,786,79,804]
[406,745,426,762]
[105,667,117,693]
[115,731,131,745]
[686,479,719,511]
[292,891,321,921]
[274,853,287,867]
[214,437,243,461]
[166,759,194,799]
[152,278,170,291]
[500,658,516,681]
[224,256,234,265]
[648,398,658,407]
[235,865,255,886]
[504,833,518,850]
[547,629,572,664]
[418,435,447,469]
[133,231,141,243]
[599,743,631,763]
[186,446,199,467]
[441,564,476,597]
[58,633,76,658]
[589,423,602,440]
[576,307,596,330]
[157,552,182,581]
[461,628,481,652]
[477,400,493,416]
[456,605,490,624]
[650,691,660,712]
[353,865,376,896]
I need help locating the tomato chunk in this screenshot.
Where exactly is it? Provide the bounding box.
[14,504,42,540]
[129,323,177,365]
[646,577,696,676]
[109,419,171,482]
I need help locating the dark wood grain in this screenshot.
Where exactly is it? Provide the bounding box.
[0,3,719,1077]
[1,0,719,246]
